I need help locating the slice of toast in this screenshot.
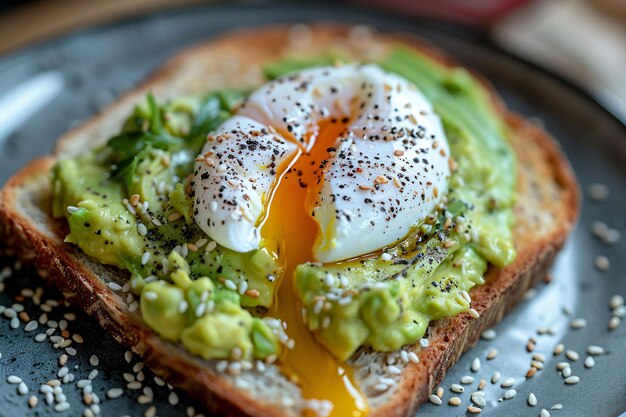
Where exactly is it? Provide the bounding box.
[0,25,579,417]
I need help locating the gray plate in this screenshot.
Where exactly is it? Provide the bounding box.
[0,2,625,417]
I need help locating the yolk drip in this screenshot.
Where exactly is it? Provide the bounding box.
[261,120,369,417]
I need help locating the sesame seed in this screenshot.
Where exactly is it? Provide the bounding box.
[10,316,20,329]
[561,366,572,378]
[59,354,68,366]
[127,381,142,390]
[553,343,564,355]
[610,295,624,309]
[461,376,474,384]
[478,379,486,389]
[528,393,537,406]
[587,183,609,201]
[471,357,481,372]
[141,252,151,266]
[24,321,38,332]
[587,345,604,356]
[429,394,442,405]
[408,352,419,363]
[468,308,480,319]
[54,403,70,412]
[28,395,38,408]
[106,388,124,399]
[584,356,595,368]
[501,377,515,388]
[564,376,579,385]
[491,371,501,384]
[17,382,29,395]
[551,404,563,410]
[67,206,80,214]
[486,349,498,360]
[168,391,179,406]
[137,224,148,236]
[526,367,538,378]
[8,375,22,384]
[570,318,587,329]
[448,397,461,406]
[609,316,621,330]
[125,351,133,363]
[224,279,237,291]
[373,383,389,392]
[145,405,156,417]
[540,409,551,417]
[481,329,496,340]
[504,389,517,399]
[35,333,47,342]
[467,406,482,414]
[108,282,122,291]
[595,255,610,271]
[450,384,464,393]
[565,350,579,361]
[531,360,544,370]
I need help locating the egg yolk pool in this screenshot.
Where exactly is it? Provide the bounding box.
[262,120,369,416]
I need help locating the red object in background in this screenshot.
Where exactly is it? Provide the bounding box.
[352,0,533,25]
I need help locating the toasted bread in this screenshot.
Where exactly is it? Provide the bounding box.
[0,25,579,417]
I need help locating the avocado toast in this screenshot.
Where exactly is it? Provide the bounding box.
[0,25,579,417]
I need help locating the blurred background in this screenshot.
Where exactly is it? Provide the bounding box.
[0,0,624,123]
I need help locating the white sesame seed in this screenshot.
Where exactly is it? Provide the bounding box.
[450,384,464,393]
[528,393,537,406]
[501,377,515,388]
[553,343,565,355]
[588,183,609,201]
[471,358,480,372]
[108,282,123,291]
[587,345,604,356]
[504,389,516,399]
[88,369,99,380]
[551,404,563,410]
[470,391,485,397]
[35,333,47,342]
[461,376,474,384]
[224,279,237,291]
[18,382,29,395]
[106,388,124,399]
[380,252,392,261]
[566,350,579,361]
[65,347,77,356]
[481,329,496,340]
[8,375,23,384]
[471,396,486,407]
[561,366,572,378]
[10,316,20,329]
[468,308,480,319]
[408,352,419,363]
[584,356,595,368]
[54,402,70,412]
[429,394,442,405]
[419,338,429,348]
[28,395,38,408]
[610,294,624,309]
[491,372,501,384]
[540,409,551,417]
[373,383,389,392]
[564,376,580,385]
[141,252,151,266]
[467,406,482,414]
[206,240,217,252]
[67,206,80,214]
[613,306,626,318]
[125,351,133,363]
[137,223,148,236]
[145,405,156,417]
[570,318,587,329]
[168,391,179,406]
[609,316,621,330]
[127,381,142,390]
[531,360,544,370]
[24,320,38,332]
[386,365,402,375]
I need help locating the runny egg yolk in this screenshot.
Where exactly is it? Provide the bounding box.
[261,119,369,417]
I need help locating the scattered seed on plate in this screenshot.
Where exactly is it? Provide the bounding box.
[610,295,624,309]
[565,350,579,361]
[461,375,475,384]
[471,396,486,407]
[18,382,29,395]
[168,391,179,406]
[501,377,515,388]
[450,384,464,393]
[7,375,22,384]
[551,404,563,410]
[448,397,461,406]
[608,316,621,330]
[435,387,444,398]
[570,318,587,329]
[28,395,38,408]
[504,389,517,400]
[481,329,496,340]
[584,356,595,368]
[540,409,551,417]
[468,308,480,319]
[471,358,481,372]
[486,349,498,360]
[587,183,609,201]
[594,255,610,271]
[467,406,482,414]
[429,394,442,405]
[564,376,580,385]
[562,366,572,378]
[90,355,99,367]
[491,371,501,384]
[528,393,537,406]
[107,388,124,399]
[587,345,604,356]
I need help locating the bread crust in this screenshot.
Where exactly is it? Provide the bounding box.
[0,25,579,417]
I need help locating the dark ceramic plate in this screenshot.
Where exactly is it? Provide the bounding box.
[0,2,625,417]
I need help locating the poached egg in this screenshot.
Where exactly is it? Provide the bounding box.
[192,64,450,263]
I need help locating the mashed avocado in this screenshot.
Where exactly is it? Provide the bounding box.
[52,48,516,362]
